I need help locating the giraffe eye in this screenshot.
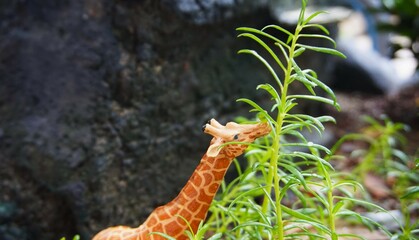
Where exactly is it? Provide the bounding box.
[233,134,239,140]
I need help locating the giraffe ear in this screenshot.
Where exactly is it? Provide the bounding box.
[206,138,223,157]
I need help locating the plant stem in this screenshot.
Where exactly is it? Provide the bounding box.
[323,164,337,239]
[260,22,303,240]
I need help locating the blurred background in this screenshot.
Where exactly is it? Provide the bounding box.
[0,0,417,239]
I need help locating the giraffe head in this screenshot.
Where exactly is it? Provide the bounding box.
[203,118,271,158]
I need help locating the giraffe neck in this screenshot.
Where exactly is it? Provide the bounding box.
[139,152,234,239]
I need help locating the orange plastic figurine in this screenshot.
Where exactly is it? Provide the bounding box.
[92,118,271,240]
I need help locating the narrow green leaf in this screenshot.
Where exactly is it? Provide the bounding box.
[338,186,355,198]
[227,186,266,212]
[302,173,325,180]
[215,204,240,224]
[261,24,294,38]
[334,196,387,212]
[287,232,328,239]
[261,187,276,210]
[401,186,419,199]
[299,33,337,48]
[236,98,265,113]
[281,123,322,138]
[303,10,328,25]
[283,113,305,124]
[237,27,291,52]
[281,214,330,234]
[330,133,373,155]
[338,233,367,240]
[301,0,308,11]
[237,98,275,125]
[207,233,223,240]
[333,180,365,192]
[282,142,331,154]
[278,162,308,189]
[289,185,309,206]
[296,44,346,58]
[391,148,409,162]
[282,120,313,131]
[302,23,330,35]
[275,42,290,62]
[283,99,298,113]
[280,121,308,134]
[176,214,195,237]
[290,75,316,95]
[257,84,281,107]
[246,198,271,225]
[291,151,334,170]
[271,103,279,112]
[293,47,306,57]
[332,200,345,214]
[286,34,293,44]
[302,69,339,109]
[362,115,381,126]
[316,115,336,124]
[232,221,273,231]
[282,208,323,225]
[292,113,326,131]
[291,59,316,86]
[297,2,305,24]
[287,94,336,107]
[281,129,307,142]
[185,231,194,239]
[238,32,287,73]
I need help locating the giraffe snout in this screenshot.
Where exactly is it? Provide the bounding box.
[202,119,212,132]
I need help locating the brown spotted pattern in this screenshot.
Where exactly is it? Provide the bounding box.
[92,119,271,240]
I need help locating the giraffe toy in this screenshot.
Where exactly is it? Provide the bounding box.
[93,118,271,240]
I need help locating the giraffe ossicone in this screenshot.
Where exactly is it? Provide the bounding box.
[92,118,271,240]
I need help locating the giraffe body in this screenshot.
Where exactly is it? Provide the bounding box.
[93,119,271,240]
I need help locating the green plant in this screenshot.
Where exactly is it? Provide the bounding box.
[197,1,391,239]
[332,116,418,239]
[392,183,419,240]
[333,115,410,179]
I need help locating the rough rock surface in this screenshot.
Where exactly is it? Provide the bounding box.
[0,0,274,239]
[161,0,268,24]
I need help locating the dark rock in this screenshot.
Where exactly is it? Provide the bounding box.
[161,0,268,25]
[0,0,277,239]
[0,202,16,223]
[0,225,27,240]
